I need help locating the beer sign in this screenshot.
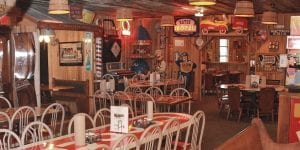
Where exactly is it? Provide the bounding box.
[174,17,199,37]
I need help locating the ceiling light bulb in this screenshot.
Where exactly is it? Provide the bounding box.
[39,35,44,42]
[44,36,51,43]
[195,12,204,17]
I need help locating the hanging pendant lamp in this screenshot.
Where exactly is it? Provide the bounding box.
[261,11,278,24]
[234,1,254,17]
[116,8,133,21]
[48,0,70,14]
[189,0,216,6]
[161,15,174,27]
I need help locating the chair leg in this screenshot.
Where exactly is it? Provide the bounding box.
[226,108,231,120]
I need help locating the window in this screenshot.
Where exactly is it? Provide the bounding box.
[219,39,229,62]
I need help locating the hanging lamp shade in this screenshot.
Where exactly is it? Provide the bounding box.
[116,9,133,21]
[48,0,70,14]
[261,11,278,24]
[234,1,254,17]
[189,0,216,6]
[161,15,174,27]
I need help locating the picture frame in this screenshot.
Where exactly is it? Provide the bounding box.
[59,41,83,66]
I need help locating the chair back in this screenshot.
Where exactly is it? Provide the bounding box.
[93,90,113,113]
[11,106,37,135]
[41,103,65,137]
[113,91,132,106]
[0,129,22,149]
[258,87,276,113]
[21,121,53,145]
[0,112,11,130]
[134,93,156,116]
[170,88,191,98]
[124,86,143,94]
[120,103,135,118]
[112,133,140,150]
[93,108,111,126]
[68,113,95,134]
[183,111,206,150]
[145,86,163,98]
[132,73,146,81]
[140,124,162,150]
[0,96,12,108]
[162,118,180,150]
[228,86,241,112]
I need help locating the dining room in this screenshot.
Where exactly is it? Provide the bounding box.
[1,0,300,150]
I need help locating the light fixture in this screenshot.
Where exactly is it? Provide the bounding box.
[161,15,174,27]
[121,21,131,36]
[189,0,216,6]
[261,11,278,24]
[48,0,70,14]
[39,28,55,43]
[234,1,254,17]
[116,8,133,21]
[195,7,204,17]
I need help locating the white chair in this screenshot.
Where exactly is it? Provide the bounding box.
[97,144,110,150]
[0,112,11,130]
[0,129,22,149]
[11,106,37,135]
[145,86,163,98]
[124,86,143,94]
[162,118,180,150]
[133,93,156,116]
[140,124,162,150]
[0,96,12,108]
[178,111,206,150]
[93,90,113,113]
[68,113,95,134]
[120,103,135,119]
[93,108,110,126]
[114,91,133,107]
[21,121,53,145]
[112,133,140,150]
[41,103,65,137]
[170,88,192,114]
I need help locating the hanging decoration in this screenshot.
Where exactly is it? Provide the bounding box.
[95,37,103,78]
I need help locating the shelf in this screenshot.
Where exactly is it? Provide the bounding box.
[202,31,249,37]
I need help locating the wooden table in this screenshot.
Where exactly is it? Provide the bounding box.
[22,113,192,149]
[128,79,184,88]
[219,84,286,92]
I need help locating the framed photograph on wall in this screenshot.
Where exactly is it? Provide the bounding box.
[59,41,83,66]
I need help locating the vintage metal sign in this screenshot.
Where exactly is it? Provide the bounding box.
[174,17,199,37]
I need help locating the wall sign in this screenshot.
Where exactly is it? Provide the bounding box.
[270,29,290,36]
[174,17,199,37]
[70,3,83,19]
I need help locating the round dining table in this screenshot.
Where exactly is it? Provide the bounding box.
[21,113,192,149]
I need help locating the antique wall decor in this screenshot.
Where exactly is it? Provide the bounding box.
[59,41,83,66]
[174,16,199,37]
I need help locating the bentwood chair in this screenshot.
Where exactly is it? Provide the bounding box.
[93,108,110,126]
[124,86,143,94]
[145,86,163,98]
[113,91,132,107]
[21,121,53,145]
[257,87,276,122]
[93,90,113,113]
[0,129,22,149]
[0,112,11,130]
[0,96,12,109]
[178,110,206,150]
[140,124,162,150]
[68,113,95,134]
[120,103,135,119]
[112,133,140,150]
[133,93,156,116]
[11,106,37,135]
[170,88,192,113]
[162,118,180,150]
[41,103,65,137]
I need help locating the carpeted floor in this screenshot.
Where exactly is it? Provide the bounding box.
[191,95,277,150]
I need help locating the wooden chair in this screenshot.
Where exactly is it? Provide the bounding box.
[0,96,12,109]
[93,90,113,113]
[162,118,180,150]
[112,133,140,150]
[226,86,244,122]
[21,121,53,145]
[0,112,11,130]
[0,129,22,149]
[145,86,163,98]
[11,106,37,135]
[170,88,192,113]
[41,103,65,137]
[140,124,162,150]
[68,113,95,134]
[93,108,110,126]
[133,93,156,116]
[178,110,206,150]
[257,87,276,122]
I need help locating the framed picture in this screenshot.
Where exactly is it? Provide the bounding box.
[59,41,83,66]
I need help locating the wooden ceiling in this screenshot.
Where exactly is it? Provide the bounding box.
[29,0,300,19]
